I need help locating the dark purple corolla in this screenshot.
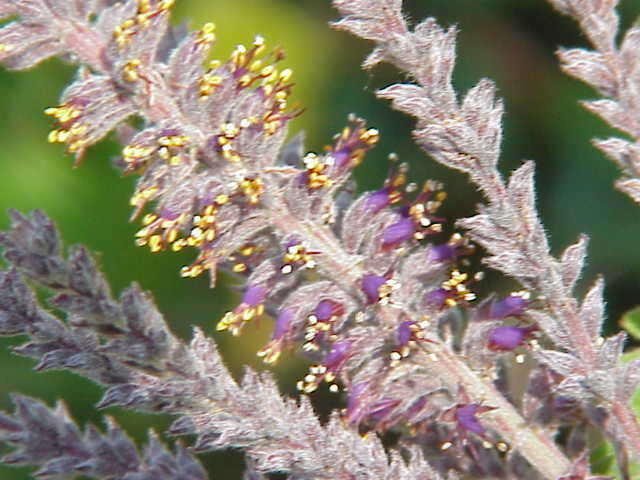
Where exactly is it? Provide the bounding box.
[487,325,535,351]
[361,274,386,304]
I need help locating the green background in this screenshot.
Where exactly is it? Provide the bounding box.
[1,0,639,478]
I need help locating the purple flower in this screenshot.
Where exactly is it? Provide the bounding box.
[425,288,448,307]
[442,402,496,441]
[455,404,487,436]
[361,274,386,304]
[297,340,352,394]
[271,308,294,340]
[364,189,391,213]
[346,381,369,424]
[324,340,351,373]
[345,382,399,428]
[241,284,266,307]
[396,321,414,347]
[367,399,401,424]
[257,308,295,364]
[330,148,351,169]
[217,284,267,335]
[382,217,415,249]
[489,293,529,320]
[429,243,455,262]
[488,325,536,351]
[314,299,344,321]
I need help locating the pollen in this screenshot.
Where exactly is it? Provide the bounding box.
[45,105,81,123]
[198,73,223,99]
[122,59,142,82]
[195,22,216,46]
[440,269,477,306]
[281,242,319,274]
[113,0,174,48]
[303,153,332,189]
[239,177,263,204]
[217,303,265,336]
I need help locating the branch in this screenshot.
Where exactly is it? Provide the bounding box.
[333,0,640,469]
[1,1,575,477]
[547,0,640,204]
[0,210,445,479]
[0,395,206,480]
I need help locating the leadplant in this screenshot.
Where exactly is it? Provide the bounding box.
[0,1,639,479]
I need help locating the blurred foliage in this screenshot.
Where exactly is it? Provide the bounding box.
[621,307,640,340]
[0,0,639,478]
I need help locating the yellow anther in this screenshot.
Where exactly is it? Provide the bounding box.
[215,194,229,205]
[233,263,247,273]
[172,239,187,251]
[240,177,263,204]
[238,74,252,87]
[47,130,60,143]
[260,65,275,77]
[196,22,216,45]
[279,68,293,83]
[56,130,70,143]
[70,124,87,136]
[123,59,142,82]
[249,60,263,72]
[231,44,247,66]
[142,213,158,225]
[148,235,162,253]
[220,123,239,138]
[137,0,151,13]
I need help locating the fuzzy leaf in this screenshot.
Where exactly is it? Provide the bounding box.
[615,178,640,204]
[559,235,589,292]
[536,350,580,377]
[579,278,605,340]
[0,395,206,479]
[460,78,503,169]
[592,137,640,174]
[557,47,616,96]
[582,99,636,137]
[528,309,573,350]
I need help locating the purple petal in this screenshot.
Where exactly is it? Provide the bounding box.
[456,404,485,435]
[363,189,390,213]
[425,288,448,307]
[361,274,385,304]
[382,217,415,248]
[488,326,529,351]
[367,399,400,422]
[241,284,266,307]
[489,294,528,320]
[429,244,455,262]
[330,148,350,169]
[396,321,413,346]
[314,299,343,321]
[324,341,351,372]
[346,381,369,423]
[272,308,294,340]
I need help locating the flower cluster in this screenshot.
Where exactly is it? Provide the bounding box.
[0,1,639,480]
